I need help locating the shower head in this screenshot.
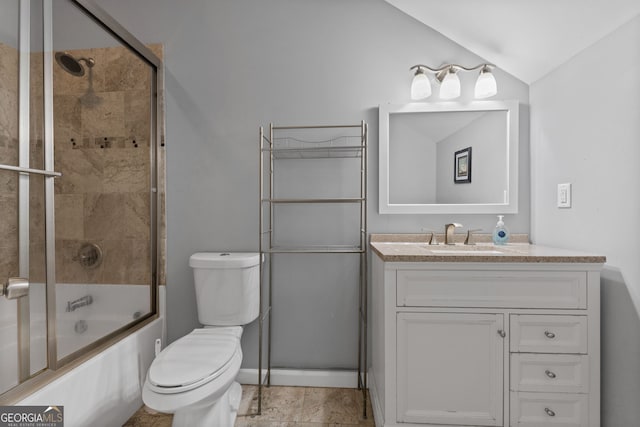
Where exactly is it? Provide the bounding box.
[55,51,95,77]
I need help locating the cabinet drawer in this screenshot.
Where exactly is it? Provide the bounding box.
[511,354,589,393]
[511,315,587,353]
[510,392,588,427]
[396,270,587,309]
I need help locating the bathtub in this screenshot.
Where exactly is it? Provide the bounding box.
[0,299,20,394]
[53,283,154,360]
[12,284,165,427]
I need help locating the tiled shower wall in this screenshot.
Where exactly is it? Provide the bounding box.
[0,42,19,283]
[1,43,165,287]
[50,43,164,285]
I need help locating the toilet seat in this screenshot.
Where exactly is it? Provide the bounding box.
[147,327,242,394]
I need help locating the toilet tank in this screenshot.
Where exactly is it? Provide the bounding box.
[189,252,261,326]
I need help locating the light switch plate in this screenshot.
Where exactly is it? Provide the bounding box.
[557,183,571,208]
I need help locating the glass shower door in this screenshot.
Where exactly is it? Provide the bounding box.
[51,0,156,363]
[1,0,159,400]
[0,0,50,394]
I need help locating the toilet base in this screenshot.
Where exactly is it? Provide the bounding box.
[172,381,242,427]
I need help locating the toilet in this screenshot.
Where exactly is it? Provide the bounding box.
[142,252,260,427]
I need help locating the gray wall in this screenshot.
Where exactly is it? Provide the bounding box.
[389,113,438,204]
[436,112,507,204]
[530,14,640,426]
[0,0,19,47]
[94,0,530,369]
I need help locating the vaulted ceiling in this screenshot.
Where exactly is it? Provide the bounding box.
[386,0,640,84]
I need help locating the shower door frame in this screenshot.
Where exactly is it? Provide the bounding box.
[0,0,164,404]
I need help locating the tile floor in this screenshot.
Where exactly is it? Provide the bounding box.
[123,385,374,427]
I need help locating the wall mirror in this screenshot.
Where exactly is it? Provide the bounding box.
[379,100,519,214]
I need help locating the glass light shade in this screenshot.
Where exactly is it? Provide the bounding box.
[475,69,497,99]
[439,71,460,100]
[410,71,431,100]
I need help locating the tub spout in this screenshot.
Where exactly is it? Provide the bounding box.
[66,295,93,312]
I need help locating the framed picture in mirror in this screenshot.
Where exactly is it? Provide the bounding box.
[454,147,472,183]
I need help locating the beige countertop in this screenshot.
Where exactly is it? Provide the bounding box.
[370,234,606,264]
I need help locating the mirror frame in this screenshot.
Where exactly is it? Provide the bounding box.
[379,100,519,214]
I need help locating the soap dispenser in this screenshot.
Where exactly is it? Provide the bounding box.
[492,215,510,245]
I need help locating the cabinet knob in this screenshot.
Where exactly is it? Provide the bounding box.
[544,330,556,339]
[497,329,506,338]
[545,369,557,379]
[544,407,556,417]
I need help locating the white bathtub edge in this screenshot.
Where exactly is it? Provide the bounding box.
[17,286,166,427]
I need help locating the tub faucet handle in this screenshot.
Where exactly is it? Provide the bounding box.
[420,228,438,245]
[429,233,438,245]
[465,229,483,245]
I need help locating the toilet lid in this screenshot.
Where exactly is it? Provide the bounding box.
[148,328,240,390]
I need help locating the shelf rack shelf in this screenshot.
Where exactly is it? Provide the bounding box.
[257,122,368,418]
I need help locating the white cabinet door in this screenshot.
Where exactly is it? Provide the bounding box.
[397,312,504,426]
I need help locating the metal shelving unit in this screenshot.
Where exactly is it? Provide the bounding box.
[258,122,368,417]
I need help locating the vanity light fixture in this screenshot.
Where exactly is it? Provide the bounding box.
[409,63,497,100]
[410,67,431,100]
[439,67,461,100]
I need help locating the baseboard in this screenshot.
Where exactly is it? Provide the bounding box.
[237,368,359,388]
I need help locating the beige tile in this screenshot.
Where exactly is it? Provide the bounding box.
[29,137,45,170]
[246,386,305,422]
[123,192,151,240]
[28,240,46,284]
[0,43,19,94]
[80,91,125,138]
[101,47,151,93]
[29,178,46,242]
[0,135,19,165]
[103,149,150,194]
[54,148,104,194]
[0,83,18,147]
[0,242,19,281]
[0,86,19,141]
[354,389,374,425]
[102,239,151,284]
[122,405,172,427]
[124,89,151,141]
[0,194,18,242]
[239,385,258,416]
[83,193,126,240]
[55,194,85,240]
[124,387,374,427]
[300,388,363,425]
[234,420,301,427]
[53,94,82,145]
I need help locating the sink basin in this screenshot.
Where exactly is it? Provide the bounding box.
[429,249,503,255]
[425,245,505,255]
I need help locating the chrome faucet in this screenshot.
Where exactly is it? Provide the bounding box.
[445,223,463,245]
[66,295,93,312]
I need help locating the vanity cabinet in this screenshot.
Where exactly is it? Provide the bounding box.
[369,244,604,427]
[397,312,504,426]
